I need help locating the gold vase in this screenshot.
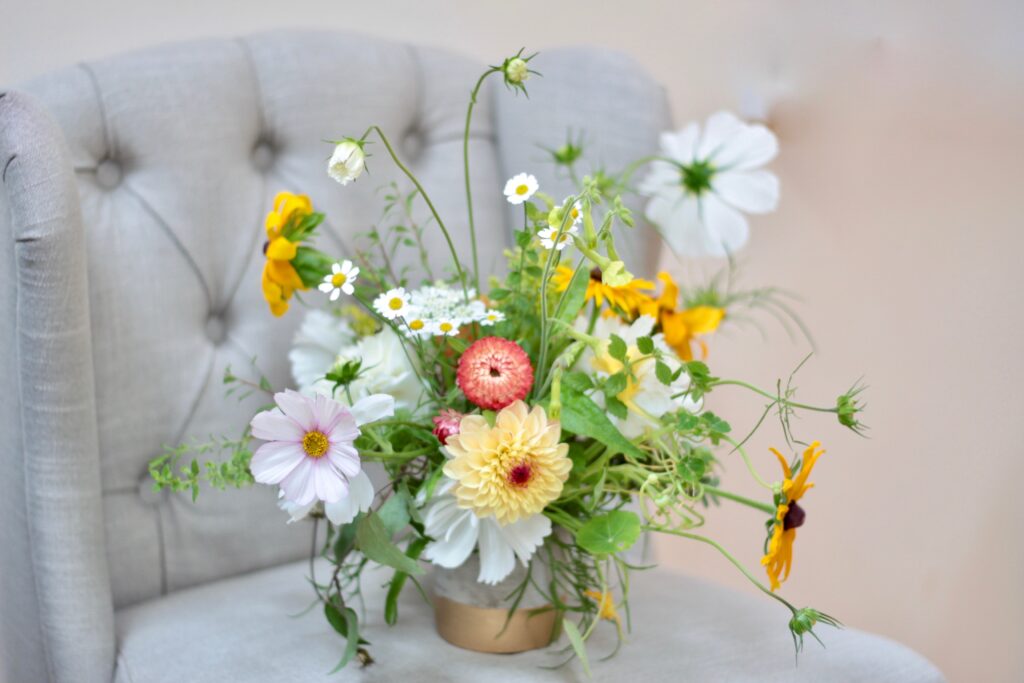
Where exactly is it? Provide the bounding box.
[431,554,556,654]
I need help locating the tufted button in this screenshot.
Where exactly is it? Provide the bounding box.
[251,140,275,171]
[138,474,168,506]
[205,314,227,345]
[96,158,122,188]
[402,129,423,160]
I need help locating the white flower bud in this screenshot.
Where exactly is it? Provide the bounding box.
[327,140,365,185]
[505,58,529,84]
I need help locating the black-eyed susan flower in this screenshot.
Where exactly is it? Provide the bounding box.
[262,192,314,317]
[762,441,825,591]
[638,272,725,361]
[553,264,655,319]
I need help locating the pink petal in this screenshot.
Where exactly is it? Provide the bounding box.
[275,389,315,430]
[250,441,305,485]
[250,409,304,442]
[280,457,317,506]
[314,460,349,503]
[326,413,359,444]
[327,444,361,478]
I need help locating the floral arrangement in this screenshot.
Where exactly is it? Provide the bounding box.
[150,50,865,673]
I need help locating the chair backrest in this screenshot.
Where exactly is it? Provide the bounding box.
[0,29,669,683]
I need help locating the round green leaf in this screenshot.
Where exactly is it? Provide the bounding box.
[575,510,641,555]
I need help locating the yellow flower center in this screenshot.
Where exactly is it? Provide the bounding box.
[331,272,348,287]
[302,431,329,458]
[570,206,580,220]
[439,321,454,333]
[409,319,425,331]
[515,184,529,195]
[388,297,404,310]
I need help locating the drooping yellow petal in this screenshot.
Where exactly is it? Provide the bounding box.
[786,441,824,502]
[677,305,725,336]
[769,447,794,480]
[266,259,304,291]
[265,236,298,261]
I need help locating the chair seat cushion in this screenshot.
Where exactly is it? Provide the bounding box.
[114,559,943,682]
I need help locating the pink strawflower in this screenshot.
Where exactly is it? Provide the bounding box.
[250,389,394,506]
[432,409,464,445]
[456,337,534,410]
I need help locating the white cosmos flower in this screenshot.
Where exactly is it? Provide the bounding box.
[318,259,359,300]
[422,479,551,584]
[289,310,356,389]
[503,173,539,205]
[639,111,779,258]
[575,315,701,439]
[373,287,412,320]
[327,139,366,185]
[538,224,579,251]
[291,311,427,414]
[479,309,505,326]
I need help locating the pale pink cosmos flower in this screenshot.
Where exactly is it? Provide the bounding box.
[250,389,394,506]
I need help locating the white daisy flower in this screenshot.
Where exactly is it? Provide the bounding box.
[318,259,359,300]
[479,309,505,326]
[327,139,366,185]
[373,287,412,320]
[432,319,461,337]
[639,111,779,257]
[422,479,551,584]
[503,173,539,205]
[538,224,579,251]
[402,311,432,339]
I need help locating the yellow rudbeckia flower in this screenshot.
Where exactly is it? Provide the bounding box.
[761,441,825,591]
[261,192,313,317]
[553,265,655,318]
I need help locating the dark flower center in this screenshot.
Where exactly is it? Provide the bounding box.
[489,365,501,377]
[590,267,603,282]
[783,500,806,531]
[507,462,532,487]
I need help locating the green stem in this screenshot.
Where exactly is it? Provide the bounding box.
[712,379,837,414]
[462,67,500,293]
[367,126,469,300]
[703,486,775,514]
[646,526,797,614]
[722,435,773,490]
[534,194,580,395]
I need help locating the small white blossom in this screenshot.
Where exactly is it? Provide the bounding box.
[327,139,365,185]
[373,287,412,320]
[479,309,505,326]
[318,259,359,300]
[538,224,579,251]
[431,319,461,337]
[503,173,539,205]
[402,310,433,339]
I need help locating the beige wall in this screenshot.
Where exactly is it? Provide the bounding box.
[3,1,1022,680]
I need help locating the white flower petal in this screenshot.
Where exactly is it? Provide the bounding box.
[497,513,551,565]
[289,310,355,390]
[324,470,374,525]
[274,389,316,430]
[477,518,517,584]
[713,123,778,171]
[700,193,751,257]
[349,394,395,426]
[318,282,334,293]
[250,409,304,442]
[312,459,349,504]
[424,504,478,568]
[645,193,708,257]
[250,441,305,484]
[660,124,700,166]
[696,111,745,160]
[279,457,318,506]
[713,170,779,214]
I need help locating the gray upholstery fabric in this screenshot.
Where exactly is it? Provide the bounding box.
[114,559,945,683]
[0,28,942,682]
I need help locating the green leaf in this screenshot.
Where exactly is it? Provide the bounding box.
[557,387,644,459]
[333,518,359,562]
[356,513,424,575]
[554,265,590,325]
[447,337,469,354]
[637,336,655,355]
[377,494,411,536]
[575,510,642,555]
[677,412,700,431]
[561,371,594,393]
[515,229,533,249]
[602,372,628,399]
[655,360,673,386]
[384,537,429,626]
[562,619,591,677]
[605,396,628,420]
[608,334,627,362]
[325,602,361,673]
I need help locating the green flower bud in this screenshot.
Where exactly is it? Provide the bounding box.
[505,57,529,84]
[601,260,634,287]
[788,608,841,653]
[836,382,868,434]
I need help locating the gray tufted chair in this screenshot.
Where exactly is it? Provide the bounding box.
[0,29,942,683]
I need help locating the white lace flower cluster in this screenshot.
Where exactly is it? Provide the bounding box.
[372,283,504,338]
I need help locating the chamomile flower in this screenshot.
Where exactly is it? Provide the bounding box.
[432,319,461,337]
[318,260,359,300]
[503,173,539,205]
[402,312,432,339]
[479,309,506,326]
[538,224,579,251]
[373,287,411,320]
[549,199,583,229]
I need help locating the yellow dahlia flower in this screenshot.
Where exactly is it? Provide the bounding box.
[443,401,571,525]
